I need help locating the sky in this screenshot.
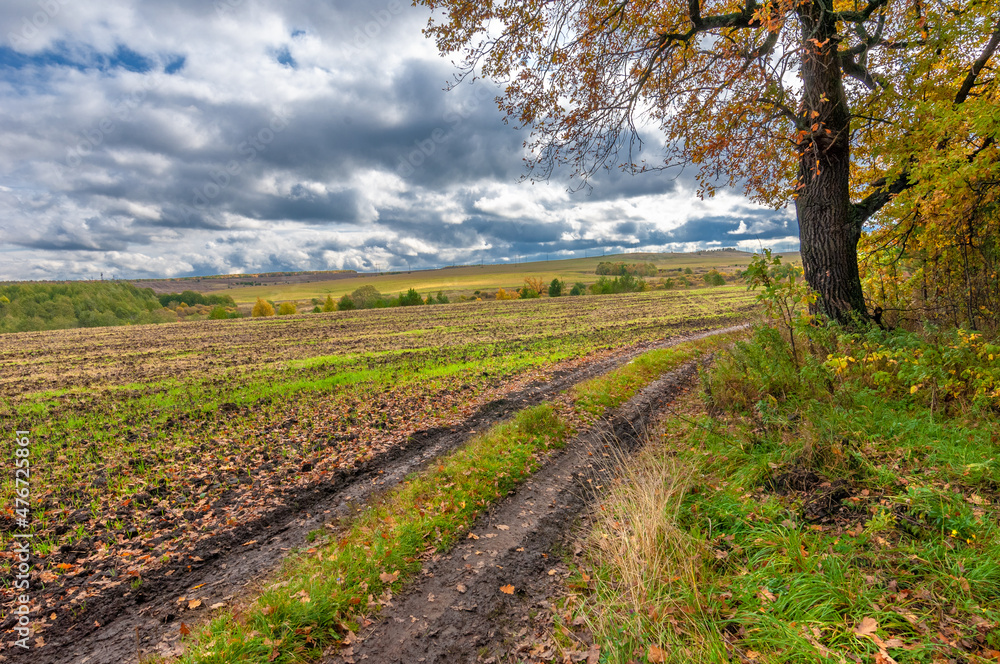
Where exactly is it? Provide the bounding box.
[0,0,799,281]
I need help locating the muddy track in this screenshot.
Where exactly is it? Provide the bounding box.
[321,358,703,664]
[26,325,740,664]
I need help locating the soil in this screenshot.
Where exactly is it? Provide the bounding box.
[10,325,743,664]
[319,363,701,664]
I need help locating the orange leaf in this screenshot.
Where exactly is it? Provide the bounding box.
[500,584,515,595]
[179,622,191,636]
[647,644,667,663]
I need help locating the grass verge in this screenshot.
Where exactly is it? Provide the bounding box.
[565,325,1000,664]
[162,331,740,663]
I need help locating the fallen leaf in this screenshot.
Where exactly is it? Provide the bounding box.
[853,617,878,637]
[500,584,515,595]
[209,602,226,610]
[467,533,479,540]
[758,587,777,603]
[647,644,667,663]
[496,525,509,531]
[188,599,202,610]
[179,622,190,636]
[379,571,399,584]
[456,583,467,593]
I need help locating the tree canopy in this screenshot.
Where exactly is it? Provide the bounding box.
[419,0,1000,324]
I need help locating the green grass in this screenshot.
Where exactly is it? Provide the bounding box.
[567,325,1000,664]
[167,333,739,663]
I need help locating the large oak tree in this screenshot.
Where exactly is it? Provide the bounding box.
[418,0,1000,323]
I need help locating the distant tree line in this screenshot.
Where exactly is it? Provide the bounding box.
[157,290,236,308]
[0,282,174,333]
[595,262,658,277]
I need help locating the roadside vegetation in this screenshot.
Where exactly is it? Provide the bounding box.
[559,259,1000,664]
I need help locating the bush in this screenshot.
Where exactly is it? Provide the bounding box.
[435,291,449,304]
[519,286,541,299]
[277,302,297,315]
[495,287,515,300]
[209,305,229,320]
[322,295,337,312]
[703,269,726,286]
[351,285,382,309]
[398,288,424,307]
[590,274,647,294]
[251,298,275,317]
[312,306,322,313]
[569,282,586,296]
[548,279,564,297]
[338,295,356,311]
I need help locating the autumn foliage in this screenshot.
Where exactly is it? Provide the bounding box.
[418,0,1000,324]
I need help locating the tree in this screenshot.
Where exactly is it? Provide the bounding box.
[350,285,382,309]
[251,298,275,317]
[569,282,586,296]
[337,294,356,311]
[419,0,1000,324]
[399,288,424,306]
[549,278,564,297]
[322,295,337,312]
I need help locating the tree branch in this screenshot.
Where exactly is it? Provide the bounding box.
[954,14,1000,104]
[832,0,889,24]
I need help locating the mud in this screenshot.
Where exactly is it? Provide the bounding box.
[322,363,701,663]
[24,325,741,664]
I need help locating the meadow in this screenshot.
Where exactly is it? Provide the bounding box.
[0,286,752,659]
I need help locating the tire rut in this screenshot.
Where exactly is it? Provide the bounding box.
[322,361,704,663]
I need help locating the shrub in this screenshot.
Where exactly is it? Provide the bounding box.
[398,288,424,307]
[548,279,564,297]
[569,282,586,296]
[519,286,541,299]
[311,306,322,313]
[703,269,726,286]
[495,287,515,300]
[524,276,547,295]
[208,305,229,320]
[251,298,275,317]
[435,291,449,304]
[277,302,297,315]
[338,295,356,311]
[351,285,382,309]
[590,274,647,294]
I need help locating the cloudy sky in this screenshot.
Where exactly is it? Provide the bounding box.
[0,0,798,280]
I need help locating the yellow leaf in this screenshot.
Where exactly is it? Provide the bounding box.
[188,599,202,610]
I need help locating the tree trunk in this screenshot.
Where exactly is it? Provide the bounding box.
[795,3,869,325]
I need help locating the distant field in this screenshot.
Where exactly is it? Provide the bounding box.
[192,251,795,305]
